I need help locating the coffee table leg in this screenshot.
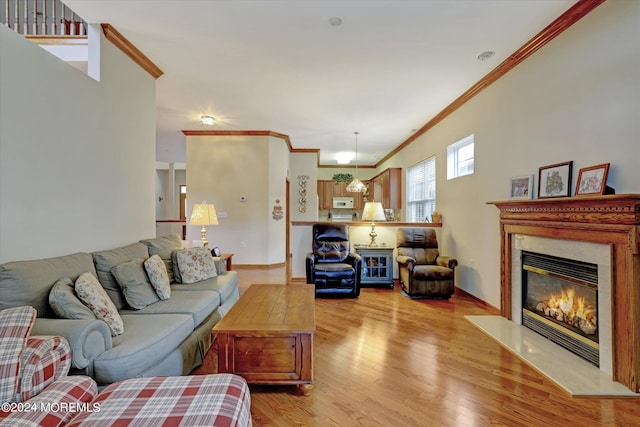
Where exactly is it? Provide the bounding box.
[299,383,314,396]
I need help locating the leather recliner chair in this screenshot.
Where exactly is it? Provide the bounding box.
[395,227,458,299]
[306,223,361,298]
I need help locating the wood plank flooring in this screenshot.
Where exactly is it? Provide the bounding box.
[194,266,640,426]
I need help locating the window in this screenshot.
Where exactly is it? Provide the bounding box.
[447,134,474,180]
[407,157,436,222]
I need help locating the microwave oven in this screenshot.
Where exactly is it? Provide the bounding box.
[333,197,354,209]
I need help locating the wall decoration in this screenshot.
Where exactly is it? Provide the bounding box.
[298,175,309,213]
[509,175,534,199]
[575,163,610,196]
[538,161,572,198]
[272,199,283,220]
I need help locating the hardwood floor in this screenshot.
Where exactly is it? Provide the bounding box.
[197,266,640,427]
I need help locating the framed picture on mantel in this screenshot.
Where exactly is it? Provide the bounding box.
[509,175,533,200]
[538,161,572,198]
[575,163,610,196]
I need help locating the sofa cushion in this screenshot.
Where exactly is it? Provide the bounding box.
[49,277,96,320]
[176,248,218,284]
[111,258,160,310]
[92,243,150,310]
[75,273,124,337]
[139,234,182,283]
[0,306,36,404]
[171,270,239,306]
[144,255,171,300]
[121,290,220,326]
[93,313,194,384]
[0,252,96,317]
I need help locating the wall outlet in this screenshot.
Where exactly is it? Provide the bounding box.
[470,259,475,268]
[240,241,246,248]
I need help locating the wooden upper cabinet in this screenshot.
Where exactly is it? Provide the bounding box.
[371,168,401,209]
[318,180,335,210]
[333,181,347,197]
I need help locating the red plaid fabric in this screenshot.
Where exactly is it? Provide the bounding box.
[16,336,72,402]
[0,375,97,427]
[0,307,36,404]
[66,374,252,427]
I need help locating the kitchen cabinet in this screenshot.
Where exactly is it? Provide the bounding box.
[318,180,368,211]
[318,180,334,210]
[371,168,401,209]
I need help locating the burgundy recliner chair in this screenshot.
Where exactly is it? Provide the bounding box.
[306,223,361,298]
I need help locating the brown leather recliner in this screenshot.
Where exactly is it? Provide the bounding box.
[306,223,361,298]
[395,227,458,299]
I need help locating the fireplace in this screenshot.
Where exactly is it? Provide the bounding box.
[521,251,599,366]
[489,194,640,393]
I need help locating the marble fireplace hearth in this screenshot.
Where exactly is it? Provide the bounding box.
[486,195,640,396]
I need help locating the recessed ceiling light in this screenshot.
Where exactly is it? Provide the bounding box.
[201,115,215,125]
[328,17,342,27]
[477,51,495,61]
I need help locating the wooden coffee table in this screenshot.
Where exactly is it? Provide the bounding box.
[213,284,316,395]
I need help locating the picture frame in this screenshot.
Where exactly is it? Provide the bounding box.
[509,175,534,200]
[211,246,221,257]
[538,161,573,199]
[575,163,610,196]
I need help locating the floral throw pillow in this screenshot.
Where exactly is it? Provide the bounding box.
[0,306,36,404]
[175,247,218,284]
[144,254,171,300]
[75,272,124,337]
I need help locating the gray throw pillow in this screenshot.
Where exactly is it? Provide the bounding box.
[171,250,183,284]
[111,258,160,309]
[49,277,96,320]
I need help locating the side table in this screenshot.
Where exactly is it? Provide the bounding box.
[220,253,234,271]
[354,246,394,289]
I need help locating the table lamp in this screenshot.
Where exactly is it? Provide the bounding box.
[189,202,218,246]
[361,202,386,246]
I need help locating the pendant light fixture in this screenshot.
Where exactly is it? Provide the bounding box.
[346,131,366,193]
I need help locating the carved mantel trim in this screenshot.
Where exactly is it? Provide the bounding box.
[488,194,640,393]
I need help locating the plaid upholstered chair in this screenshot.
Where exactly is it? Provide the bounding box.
[396,227,458,299]
[306,223,362,298]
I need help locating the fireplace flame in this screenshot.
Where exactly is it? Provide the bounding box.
[535,287,597,335]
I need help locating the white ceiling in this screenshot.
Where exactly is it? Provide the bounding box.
[64,0,575,166]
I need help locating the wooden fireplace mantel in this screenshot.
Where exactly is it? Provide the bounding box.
[488,194,640,393]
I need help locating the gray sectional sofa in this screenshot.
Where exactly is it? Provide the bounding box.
[0,234,239,386]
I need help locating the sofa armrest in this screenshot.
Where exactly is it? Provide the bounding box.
[305,253,316,283]
[212,257,227,274]
[0,376,98,426]
[16,336,72,402]
[31,318,112,371]
[395,255,416,266]
[436,256,458,269]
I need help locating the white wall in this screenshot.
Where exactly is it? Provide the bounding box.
[186,134,289,265]
[377,0,640,308]
[0,24,157,263]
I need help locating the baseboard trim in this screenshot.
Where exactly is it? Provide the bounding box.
[455,286,500,313]
[234,262,286,270]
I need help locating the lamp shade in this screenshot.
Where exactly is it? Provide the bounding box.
[361,202,386,222]
[189,203,219,226]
